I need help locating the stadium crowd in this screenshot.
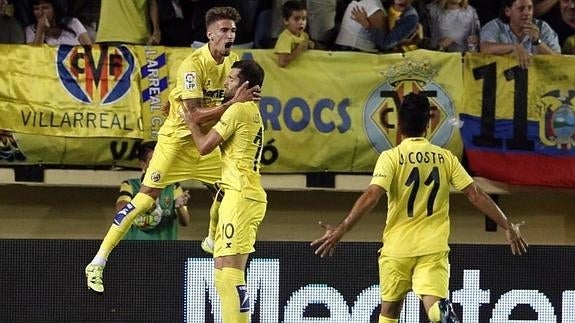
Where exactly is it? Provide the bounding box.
[1,0,574,56]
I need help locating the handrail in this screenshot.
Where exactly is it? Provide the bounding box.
[1,168,573,194]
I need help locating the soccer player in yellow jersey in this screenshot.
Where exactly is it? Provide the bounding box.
[312,93,528,323]
[181,60,266,323]
[85,7,260,293]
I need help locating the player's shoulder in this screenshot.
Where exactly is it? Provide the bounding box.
[277,29,292,40]
[227,101,258,117]
[377,145,400,161]
[434,144,456,158]
[182,46,210,66]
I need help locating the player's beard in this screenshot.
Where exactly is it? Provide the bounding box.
[223,88,234,102]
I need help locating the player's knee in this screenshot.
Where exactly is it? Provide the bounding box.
[380,301,402,319]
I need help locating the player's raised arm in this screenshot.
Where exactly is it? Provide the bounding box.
[180,82,260,127]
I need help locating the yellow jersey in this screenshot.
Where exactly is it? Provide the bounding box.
[274,29,310,54]
[370,138,473,257]
[388,5,401,30]
[159,44,239,138]
[213,101,266,202]
[96,0,150,44]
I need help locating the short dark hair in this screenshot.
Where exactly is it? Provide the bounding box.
[205,6,241,29]
[499,0,519,23]
[231,60,265,88]
[398,93,431,137]
[139,141,156,162]
[31,0,76,36]
[282,0,306,19]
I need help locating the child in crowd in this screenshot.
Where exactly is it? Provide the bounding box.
[274,0,314,67]
[386,0,421,51]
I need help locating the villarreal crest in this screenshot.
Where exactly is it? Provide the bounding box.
[56,45,135,105]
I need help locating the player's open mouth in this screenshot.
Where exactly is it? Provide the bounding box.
[224,42,233,49]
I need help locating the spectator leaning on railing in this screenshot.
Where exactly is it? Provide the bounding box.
[273,0,314,67]
[25,0,91,46]
[534,0,575,53]
[426,0,481,52]
[480,0,560,69]
[352,0,420,53]
[334,0,387,53]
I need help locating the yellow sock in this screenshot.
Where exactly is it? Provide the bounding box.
[379,315,398,323]
[208,199,221,239]
[428,301,441,322]
[94,193,155,261]
[214,267,249,323]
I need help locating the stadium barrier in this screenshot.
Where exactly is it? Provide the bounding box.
[1,240,573,323]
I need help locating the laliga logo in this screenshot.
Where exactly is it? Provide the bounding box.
[363,59,457,153]
[56,45,135,105]
[539,90,575,150]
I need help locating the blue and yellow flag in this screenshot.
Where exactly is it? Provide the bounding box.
[461,53,575,188]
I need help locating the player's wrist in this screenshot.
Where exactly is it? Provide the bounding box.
[502,218,513,231]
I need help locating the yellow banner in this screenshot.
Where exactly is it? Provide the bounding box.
[237,49,464,172]
[139,46,170,141]
[0,46,465,172]
[0,44,144,138]
[460,53,575,187]
[0,130,141,168]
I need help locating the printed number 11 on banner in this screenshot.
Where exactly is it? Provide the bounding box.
[472,62,534,151]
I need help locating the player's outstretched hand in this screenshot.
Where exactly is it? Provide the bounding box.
[506,221,528,255]
[311,221,344,258]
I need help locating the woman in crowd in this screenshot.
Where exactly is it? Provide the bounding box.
[427,0,481,52]
[25,0,91,45]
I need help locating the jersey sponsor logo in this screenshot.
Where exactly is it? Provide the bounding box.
[539,90,575,150]
[56,45,135,105]
[236,285,250,313]
[203,89,225,99]
[363,59,456,153]
[184,72,197,90]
